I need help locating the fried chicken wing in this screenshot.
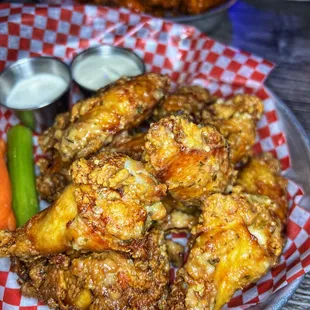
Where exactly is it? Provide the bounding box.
[161,194,200,216]
[39,112,71,154]
[0,152,166,258]
[37,113,72,201]
[181,0,226,14]
[37,73,169,200]
[107,130,147,161]
[153,85,213,124]
[207,94,264,164]
[37,130,148,202]
[157,194,199,268]
[77,0,169,16]
[235,152,288,223]
[77,0,148,13]
[169,192,285,310]
[153,92,263,166]
[146,0,180,9]
[159,209,198,232]
[37,136,147,204]
[11,228,169,310]
[36,150,71,202]
[77,0,226,15]
[158,195,199,232]
[177,85,213,102]
[40,73,169,162]
[166,239,185,268]
[144,116,234,206]
[117,0,148,12]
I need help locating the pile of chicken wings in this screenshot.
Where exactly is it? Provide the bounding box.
[0,73,287,310]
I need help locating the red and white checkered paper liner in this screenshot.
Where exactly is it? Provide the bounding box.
[0,4,309,309]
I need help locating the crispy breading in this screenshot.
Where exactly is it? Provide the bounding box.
[177,85,213,102]
[39,112,70,154]
[107,130,147,161]
[37,130,147,202]
[235,152,288,223]
[144,116,235,206]
[159,209,198,231]
[37,74,169,201]
[153,85,214,124]
[166,239,185,268]
[207,94,264,164]
[0,152,166,258]
[40,73,169,162]
[36,151,71,202]
[158,195,198,269]
[161,195,200,216]
[76,0,226,15]
[37,113,72,201]
[11,229,169,310]
[159,195,199,232]
[154,92,264,165]
[181,0,225,14]
[169,193,285,310]
[147,0,180,9]
[77,0,148,13]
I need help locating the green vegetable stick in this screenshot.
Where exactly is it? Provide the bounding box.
[7,125,39,227]
[16,110,36,131]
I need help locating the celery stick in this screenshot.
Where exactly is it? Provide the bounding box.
[7,125,39,226]
[16,111,36,131]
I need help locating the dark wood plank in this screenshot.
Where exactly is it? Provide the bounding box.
[266,63,310,136]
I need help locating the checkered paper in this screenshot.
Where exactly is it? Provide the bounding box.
[0,3,309,310]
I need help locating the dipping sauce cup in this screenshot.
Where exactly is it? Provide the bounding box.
[0,57,71,133]
[71,45,145,97]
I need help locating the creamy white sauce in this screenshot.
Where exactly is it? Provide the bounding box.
[124,159,148,185]
[248,226,267,247]
[6,74,67,110]
[73,54,143,91]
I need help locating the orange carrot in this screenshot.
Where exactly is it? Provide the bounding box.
[0,139,16,231]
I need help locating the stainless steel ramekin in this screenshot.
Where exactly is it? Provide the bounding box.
[0,57,72,132]
[71,45,145,97]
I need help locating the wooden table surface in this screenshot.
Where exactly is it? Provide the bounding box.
[190,0,310,308]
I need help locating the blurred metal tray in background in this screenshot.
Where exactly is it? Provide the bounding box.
[165,0,238,27]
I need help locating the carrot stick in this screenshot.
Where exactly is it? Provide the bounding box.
[0,139,16,231]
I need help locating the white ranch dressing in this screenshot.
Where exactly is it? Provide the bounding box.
[73,54,143,91]
[6,74,67,110]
